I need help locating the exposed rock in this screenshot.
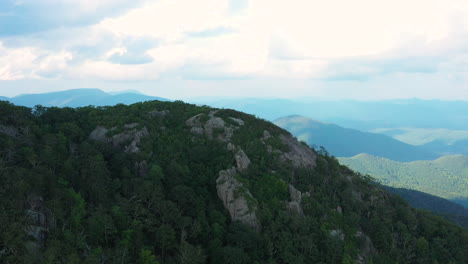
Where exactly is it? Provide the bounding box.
[190,127,204,136]
[124,123,139,129]
[355,231,377,264]
[185,114,205,128]
[89,126,109,142]
[227,143,236,151]
[262,130,272,141]
[287,184,305,215]
[25,195,53,251]
[203,116,226,139]
[287,202,303,216]
[234,149,251,172]
[148,110,169,118]
[216,167,261,231]
[134,160,148,177]
[229,117,245,126]
[266,145,273,153]
[279,134,317,169]
[89,124,149,153]
[186,112,242,142]
[0,125,19,137]
[336,206,343,214]
[289,184,302,203]
[330,229,345,241]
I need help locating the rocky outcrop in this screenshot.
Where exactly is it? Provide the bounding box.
[262,130,272,141]
[234,149,251,172]
[134,160,148,177]
[89,124,149,153]
[286,184,310,215]
[229,117,245,126]
[25,195,53,251]
[279,134,317,169]
[186,111,244,142]
[330,229,345,241]
[355,231,377,264]
[148,110,169,118]
[216,167,261,231]
[0,125,19,137]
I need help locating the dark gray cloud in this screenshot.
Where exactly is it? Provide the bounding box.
[0,0,147,36]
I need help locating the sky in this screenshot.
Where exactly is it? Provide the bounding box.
[0,0,468,100]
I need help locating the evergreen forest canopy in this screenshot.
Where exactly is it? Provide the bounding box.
[0,100,467,264]
[338,154,468,208]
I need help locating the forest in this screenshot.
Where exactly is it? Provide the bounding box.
[0,100,467,264]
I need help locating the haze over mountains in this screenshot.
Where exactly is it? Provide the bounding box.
[1,89,169,108]
[194,97,468,130]
[274,115,439,162]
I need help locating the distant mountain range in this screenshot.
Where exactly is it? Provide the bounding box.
[1,89,169,107]
[338,154,468,208]
[194,97,468,130]
[274,115,439,162]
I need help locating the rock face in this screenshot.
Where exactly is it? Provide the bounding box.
[89,124,149,153]
[286,184,310,215]
[186,111,244,142]
[0,125,19,137]
[148,110,169,118]
[216,168,261,231]
[134,160,148,177]
[279,134,317,169]
[25,196,53,251]
[355,231,377,264]
[330,229,345,241]
[234,149,251,172]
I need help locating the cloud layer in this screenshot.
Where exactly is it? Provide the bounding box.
[1,0,468,99]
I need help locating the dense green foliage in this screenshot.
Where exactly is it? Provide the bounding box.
[338,153,468,207]
[0,100,467,264]
[381,186,468,228]
[274,116,438,162]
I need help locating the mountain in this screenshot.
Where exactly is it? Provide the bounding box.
[3,88,169,107]
[192,97,468,130]
[108,89,144,95]
[382,186,468,227]
[1,100,467,263]
[274,115,439,162]
[338,154,468,207]
[374,127,468,156]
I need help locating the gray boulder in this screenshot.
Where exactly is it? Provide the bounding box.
[216,168,261,231]
[279,134,317,169]
[235,149,251,172]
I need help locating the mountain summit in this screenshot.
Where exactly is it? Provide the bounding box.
[0,100,466,263]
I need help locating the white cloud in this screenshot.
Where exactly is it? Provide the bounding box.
[2,0,468,99]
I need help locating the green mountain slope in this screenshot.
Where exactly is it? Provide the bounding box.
[381,186,468,227]
[1,101,467,263]
[338,154,468,207]
[274,115,438,162]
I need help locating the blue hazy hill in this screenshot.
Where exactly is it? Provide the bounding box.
[193,97,468,130]
[2,89,169,107]
[274,115,439,162]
